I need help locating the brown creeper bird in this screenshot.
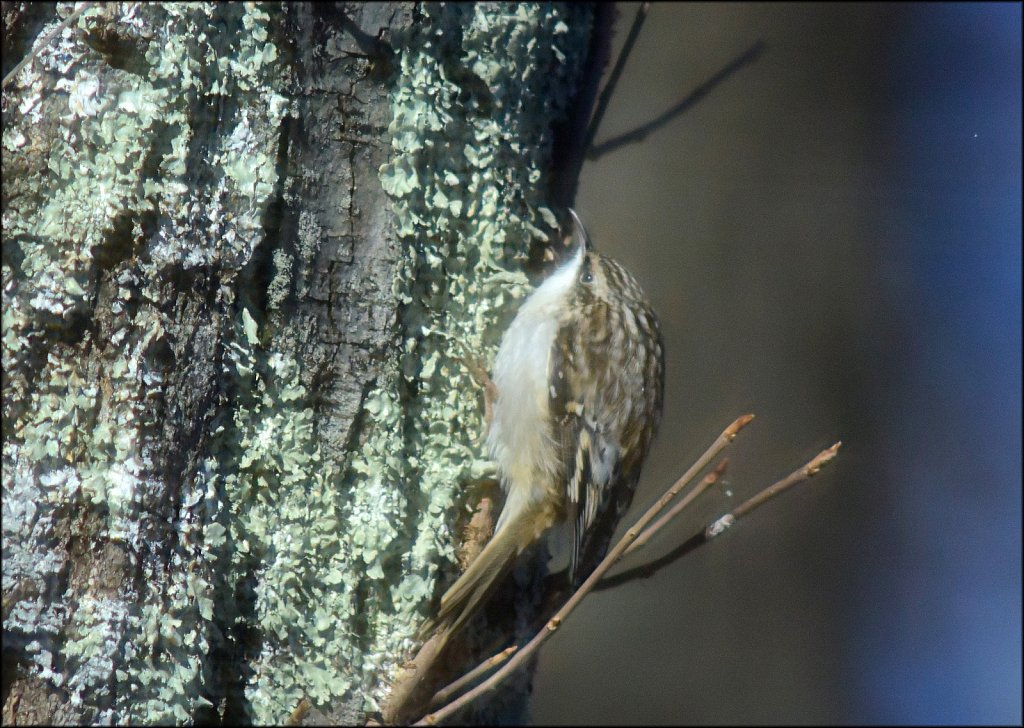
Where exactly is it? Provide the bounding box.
[424,209,665,642]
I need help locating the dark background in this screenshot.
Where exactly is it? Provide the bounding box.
[530,3,1021,724]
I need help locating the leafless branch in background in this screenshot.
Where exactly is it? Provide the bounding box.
[588,39,766,160]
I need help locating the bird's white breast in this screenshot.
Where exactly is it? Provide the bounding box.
[487,248,583,529]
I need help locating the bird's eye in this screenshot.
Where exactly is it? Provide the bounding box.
[581,271,593,284]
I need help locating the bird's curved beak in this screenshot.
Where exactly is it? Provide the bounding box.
[567,208,592,253]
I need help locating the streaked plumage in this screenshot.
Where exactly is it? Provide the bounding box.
[422,210,664,643]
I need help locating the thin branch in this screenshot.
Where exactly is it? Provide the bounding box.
[588,39,766,161]
[709,441,841,533]
[581,1,651,158]
[2,3,94,89]
[626,458,728,556]
[533,450,719,616]
[414,414,755,725]
[428,645,518,709]
[596,442,842,590]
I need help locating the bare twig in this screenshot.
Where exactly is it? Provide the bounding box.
[588,39,766,160]
[596,442,842,591]
[581,1,651,158]
[707,441,841,535]
[2,3,94,89]
[625,458,728,556]
[428,645,518,709]
[414,415,755,725]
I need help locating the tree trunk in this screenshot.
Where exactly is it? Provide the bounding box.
[2,1,596,724]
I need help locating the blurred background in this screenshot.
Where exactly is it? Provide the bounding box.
[530,3,1021,724]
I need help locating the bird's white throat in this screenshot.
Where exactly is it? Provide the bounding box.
[486,247,584,530]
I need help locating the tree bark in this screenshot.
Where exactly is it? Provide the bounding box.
[2,2,596,724]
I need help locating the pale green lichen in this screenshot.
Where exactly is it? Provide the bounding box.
[212,310,359,720]
[3,1,288,723]
[3,1,589,724]
[266,248,294,310]
[208,2,588,721]
[364,0,590,714]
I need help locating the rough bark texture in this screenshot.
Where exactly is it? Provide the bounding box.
[2,1,593,724]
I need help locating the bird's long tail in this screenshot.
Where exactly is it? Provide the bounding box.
[419,502,555,644]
